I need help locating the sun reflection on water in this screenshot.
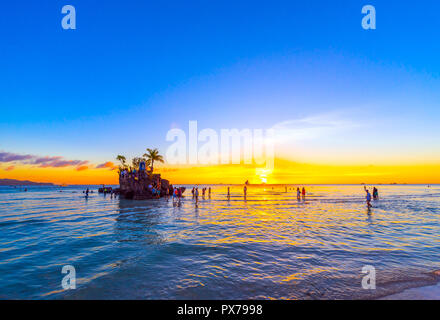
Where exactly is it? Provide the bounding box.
[0,184,439,299]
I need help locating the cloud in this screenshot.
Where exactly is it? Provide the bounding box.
[271,113,359,144]
[39,159,88,168]
[76,165,89,171]
[32,156,63,165]
[96,161,116,169]
[0,151,89,169]
[4,165,15,171]
[0,152,33,162]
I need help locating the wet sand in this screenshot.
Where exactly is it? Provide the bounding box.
[381,282,440,300]
[382,271,440,300]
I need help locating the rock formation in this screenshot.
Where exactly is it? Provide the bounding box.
[119,170,173,200]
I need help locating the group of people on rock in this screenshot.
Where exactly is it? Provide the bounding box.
[147,182,183,201]
[119,167,149,180]
[149,183,162,198]
[120,168,137,178]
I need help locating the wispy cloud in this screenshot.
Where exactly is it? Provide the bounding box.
[39,159,89,168]
[271,113,359,144]
[0,151,89,170]
[32,156,63,165]
[4,165,15,171]
[96,161,117,170]
[0,152,33,162]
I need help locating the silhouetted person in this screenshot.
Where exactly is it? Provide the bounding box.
[365,188,372,208]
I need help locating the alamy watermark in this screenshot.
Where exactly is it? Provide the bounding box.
[361,265,376,289]
[61,265,76,290]
[60,5,376,31]
[362,5,376,30]
[165,121,275,170]
[61,5,76,30]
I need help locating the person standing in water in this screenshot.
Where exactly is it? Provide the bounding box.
[365,188,373,208]
[195,187,199,206]
[373,187,379,200]
[227,187,230,199]
[172,187,178,203]
[301,187,306,200]
[297,187,301,200]
[208,187,211,198]
[244,185,247,197]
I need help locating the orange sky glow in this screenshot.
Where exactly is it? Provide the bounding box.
[2,158,440,185]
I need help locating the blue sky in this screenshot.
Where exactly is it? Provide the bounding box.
[1,0,440,165]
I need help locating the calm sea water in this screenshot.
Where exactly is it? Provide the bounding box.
[0,184,439,299]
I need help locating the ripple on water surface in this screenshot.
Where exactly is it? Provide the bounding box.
[0,185,439,299]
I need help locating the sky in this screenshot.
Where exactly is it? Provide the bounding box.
[1,0,440,184]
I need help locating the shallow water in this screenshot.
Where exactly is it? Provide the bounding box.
[0,184,439,299]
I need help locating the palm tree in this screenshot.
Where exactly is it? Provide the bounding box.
[116,155,129,173]
[116,155,127,167]
[132,157,144,170]
[143,148,164,173]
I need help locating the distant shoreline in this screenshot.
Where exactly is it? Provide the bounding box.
[0,179,55,186]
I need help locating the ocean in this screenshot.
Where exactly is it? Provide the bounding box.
[0,184,439,299]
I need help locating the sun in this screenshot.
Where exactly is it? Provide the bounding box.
[255,167,273,184]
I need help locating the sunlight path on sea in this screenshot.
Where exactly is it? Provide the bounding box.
[0,185,439,299]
